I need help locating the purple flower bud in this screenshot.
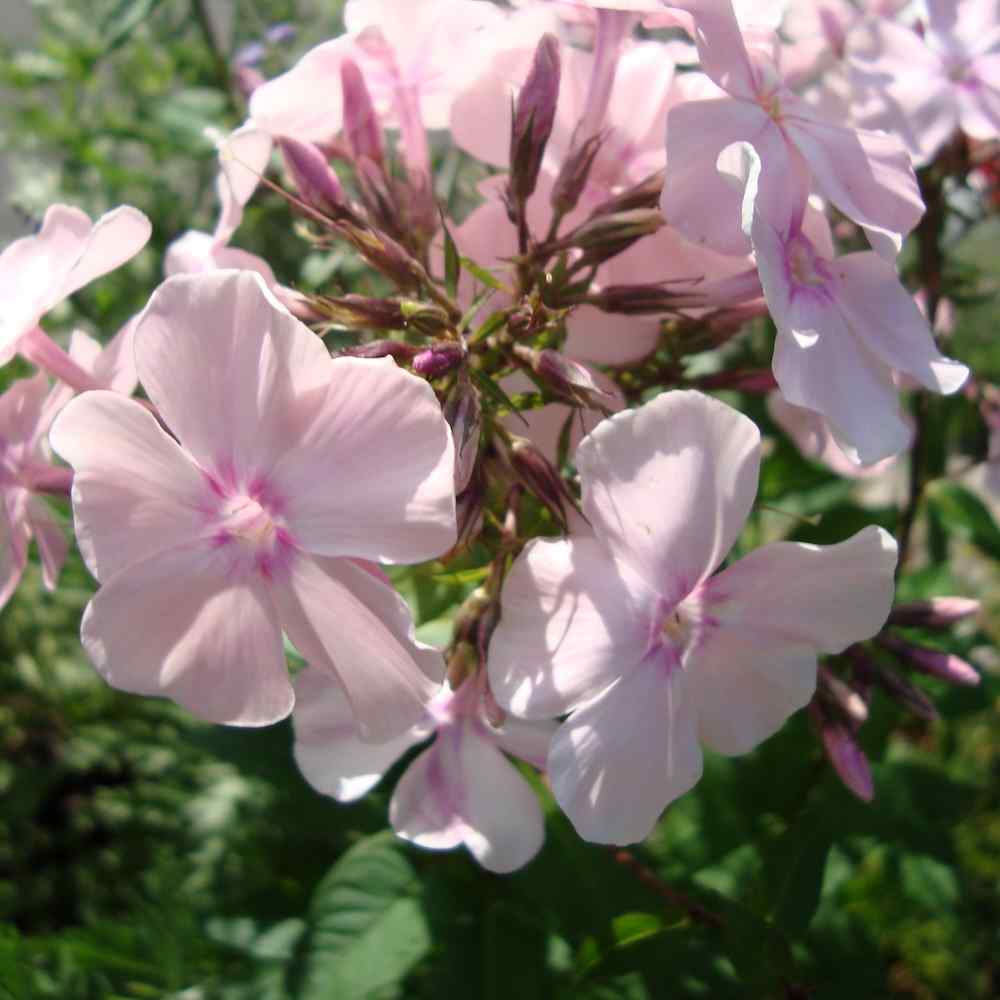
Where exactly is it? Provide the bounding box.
[444,378,482,493]
[514,345,612,409]
[317,294,407,330]
[550,128,604,219]
[412,342,465,379]
[560,208,664,265]
[587,170,664,218]
[509,33,561,205]
[818,666,869,725]
[878,633,980,686]
[341,58,385,165]
[887,597,981,629]
[233,65,266,98]
[585,281,711,315]
[265,22,296,45]
[453,475,485,553]
[278,138,349,220]
[234,42,266,67]
[810,701,874,802]
[869,658,940,721]
[505,435,570,525]
[694,367,778,393]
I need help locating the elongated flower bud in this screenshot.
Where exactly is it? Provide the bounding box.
[887,597,981,629]
[809,701,874,802]
[505,435,569,525]
[509,33,561,206]
[562,208,664,265]
[412,342,465,379]
[869,658,939,720]
[336,339,421,362]
[318,294,408,330]
[513,345,612,409]
[341,58,385,165]
[444,378,482,493]
[878,633,980,686]
[279,138,349,220]
[817,665,869,726]
[550,128,603,218]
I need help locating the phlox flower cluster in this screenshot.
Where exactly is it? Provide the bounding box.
[1,0,994,872]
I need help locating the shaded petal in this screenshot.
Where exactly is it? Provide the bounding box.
[164,230,278,288]
[49,391,210,582]
[489,536,655,719]
[783,107,923,258]
[273,554,443,743]
[458,726,545,873]
[577,390,760,599]
[134,270,332,485]
[292,667,430,802]
[213,124,274,245]
[82,544,292,726]
[56,205,152,301]
[275,355,456,563]
[834,253,968,394]
[549,654,702,845]
[26,496,67,590]
[958,53,1000,139]
[493,715,558,769]
[0,498,29,611]
[389,738,467,851]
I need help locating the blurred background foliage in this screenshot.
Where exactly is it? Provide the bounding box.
[0,1,998,997]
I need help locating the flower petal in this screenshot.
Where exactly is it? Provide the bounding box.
[549,654,702,845]
[81,544,292,726]
[273,554,443,743]
[292,667,430,802]
[389,739,467,851]
[577,389,760,599]
[275,355,456,564]
[489,536,654,719]
[49,391,210,582]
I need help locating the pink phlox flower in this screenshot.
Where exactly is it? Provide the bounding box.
[849,0,1000,166]
[50,270,456,736]
[0,373,71,608]
[660,0,923,259]
[0,203,151,365]
[293,667,553,873]
[488,390,899,844]
[739,142,968,464]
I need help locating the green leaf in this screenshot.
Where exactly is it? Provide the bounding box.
[925,481,1000,560]
[460,255,508,292]
[766,817,832,934]
[470,368,528,425]
[292,833,431,1000]
[101,0,168,52]
[482,903,550,1000]
[442,218,460,298]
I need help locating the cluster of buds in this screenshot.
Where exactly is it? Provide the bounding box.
[811,598,981,800]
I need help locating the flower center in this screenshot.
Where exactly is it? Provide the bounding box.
[220,496,277,546]
[212,491,294,580]
[787,236,830,288]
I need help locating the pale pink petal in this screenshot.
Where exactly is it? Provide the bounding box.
[0,372,50,445]
[249,38,353,142]
[834,252,969,394]
[693,628,821,755]
[26,496,67,591]
[292,668,430,802]
[49,391,210,582]
[489,536,655,719]
[81,544,292,726]
[164,230,278,288]
[549,654,702,845]
[66,321,139,398]
[56,205,152,301]
[565,306,662,367]
[213,123,274,245]
[662,98,773,255]
[694,526,897,753]
[273,554,443,742]
[275,355,456,564]
[577,390,761,599]
[389,739,467,851]
[706,525,899,650]
[134,270,332,484]
[458,726,545,872]
[492,715,558,769]
[957,53,1000,139]
[0,498,29,610]
[670,0,758,97]
[782,107,923,258]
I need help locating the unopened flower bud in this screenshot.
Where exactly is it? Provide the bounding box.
[550,128,604,218]
[444,378,482,493]
[585,281,708,315]
[509,33,561,205]
[878,633,980,687]
[233,65,265,98]
[336,339,421,362]
[412,342,465,379]
[817,665,869,725]
[453,478,485,553]
[342,225,423,291]
[869,657,939,721]
[809,701,874,802]
[318,293,407,330]
[446,639,479,689]
[564,208,664,265]
[341,57,385,164]
[694,368,778,393]
[587,170,664,218]
[887,597,981,630]
[279,137,349,220]
[513,345,612,409]
[505,434,570,525]
[399,299,452,337]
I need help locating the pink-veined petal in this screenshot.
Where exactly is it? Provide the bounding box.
[273,554,443,743]
[577,389,761,599]
[134,270,332,485]
[489,536,655,719]
[549,653,702,845]
[292,667,431,802]
[958,52,1000,139]
[81,544,292,726]
[834,252,969,394]
[49,391,210,582]
[164,230,278,288]
[56,205,151,301]
[275,355,456,563]
[389,737,467,851]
